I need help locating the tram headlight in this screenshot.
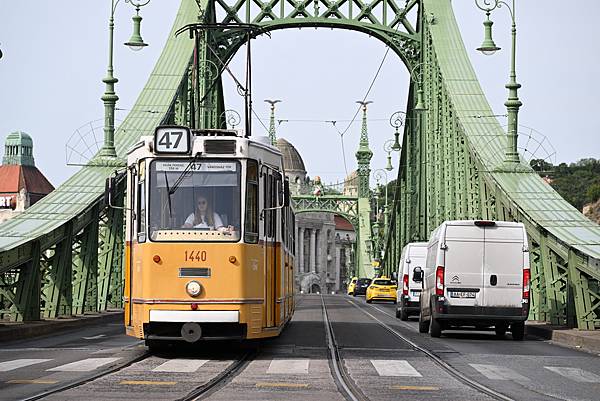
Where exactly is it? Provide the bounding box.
[186,281,202,297]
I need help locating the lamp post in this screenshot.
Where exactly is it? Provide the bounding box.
[475,0,527,171]
[99,0,150,162]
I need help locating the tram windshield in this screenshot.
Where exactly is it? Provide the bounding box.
[148,159,241,242]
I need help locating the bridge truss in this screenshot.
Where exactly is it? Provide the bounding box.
[0,0,599,329]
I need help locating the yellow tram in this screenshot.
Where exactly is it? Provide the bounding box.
[120,126,295,346]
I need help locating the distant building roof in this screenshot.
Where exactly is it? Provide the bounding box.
[276,138,306,173]
[0,132,54,198]
[3,131,35,166]
[335,215,354,231]
[0,164,54,195]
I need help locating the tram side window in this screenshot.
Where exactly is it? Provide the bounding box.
[245,160,259,243]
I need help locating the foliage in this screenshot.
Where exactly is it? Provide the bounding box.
[531,158,600,210]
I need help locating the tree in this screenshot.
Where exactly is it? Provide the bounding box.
[588,184,600,204]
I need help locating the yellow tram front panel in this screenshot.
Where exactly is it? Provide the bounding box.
[125,241,291,340]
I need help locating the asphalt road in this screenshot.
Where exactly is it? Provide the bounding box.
[0,295,598,401]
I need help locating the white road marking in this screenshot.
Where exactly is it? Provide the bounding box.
[152,359,209,372]
[469,364,530,381]
[370,360,422,377]
[47,357,120,372]
[0,359,52,372]
[82,334,106,340]
[267,359,310,375]
[544,366,600,383]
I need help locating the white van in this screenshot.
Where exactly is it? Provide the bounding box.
[418,220,530,340]
[396,242,428,321]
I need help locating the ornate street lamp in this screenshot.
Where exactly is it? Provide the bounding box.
[373,169,389,243]
[410,63,429,113]
[475,0,527,171]
[99,0,151,162]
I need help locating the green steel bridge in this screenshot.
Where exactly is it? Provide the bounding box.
[0,0,599,331]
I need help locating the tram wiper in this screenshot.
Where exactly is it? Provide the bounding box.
[168,154,201,196]
[164,171,173,220]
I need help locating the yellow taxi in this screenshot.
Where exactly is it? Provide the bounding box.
[347,277,358,295]
[366,277,398,304]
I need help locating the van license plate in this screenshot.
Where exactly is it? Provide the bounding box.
[449,291,476,298]
[411,290,421,297]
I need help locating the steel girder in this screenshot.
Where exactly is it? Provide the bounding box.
[381,0,600,330]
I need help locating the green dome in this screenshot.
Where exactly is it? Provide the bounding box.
[5,131,33,146]
[3,131,35,166]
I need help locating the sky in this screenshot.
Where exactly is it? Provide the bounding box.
[1,1,599,187]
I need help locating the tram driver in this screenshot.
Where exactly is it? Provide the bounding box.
[182,194,235,234]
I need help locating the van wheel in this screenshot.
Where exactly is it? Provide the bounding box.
[511,322,525,341]
[430,316,442,338]
[495,323,507,338]
[418,315,430,333]
[395,307,401,318]
[400,307,408,321]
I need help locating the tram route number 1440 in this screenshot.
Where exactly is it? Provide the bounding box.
[185,250,207,262]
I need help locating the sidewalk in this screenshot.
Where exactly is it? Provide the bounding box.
[0,311,123,342]
[526,321,600,355]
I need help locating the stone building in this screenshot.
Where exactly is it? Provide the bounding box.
[275,137,356,294]
[0,132,54,223]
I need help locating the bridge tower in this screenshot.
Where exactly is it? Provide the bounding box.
[355,102,375,278]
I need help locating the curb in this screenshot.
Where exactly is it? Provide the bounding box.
[526,323,600,354]
[0,311,123,342]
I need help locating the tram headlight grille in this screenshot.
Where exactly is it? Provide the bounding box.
[186,280,202,297]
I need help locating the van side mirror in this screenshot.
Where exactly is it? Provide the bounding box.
[412,266,424,283]
[104,176,116,207]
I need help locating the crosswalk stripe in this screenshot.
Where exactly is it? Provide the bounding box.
[544,366,600,383]
[370,360,422,377]
[0,359,52,372]
[267,359,310,375]
[152,359,209,373]
[469,364,530,381]
[47,357,120,372]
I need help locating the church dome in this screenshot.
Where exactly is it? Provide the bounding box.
[276,138,306,173]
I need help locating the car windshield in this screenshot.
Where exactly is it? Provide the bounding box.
[148,160,241,241]
[357,279,372,285]
[373,279,394,286]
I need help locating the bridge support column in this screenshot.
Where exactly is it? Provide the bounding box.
[309,229,316,273]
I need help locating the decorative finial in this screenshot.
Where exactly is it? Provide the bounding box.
[265,99,281,145]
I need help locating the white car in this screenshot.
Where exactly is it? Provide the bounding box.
[418,220,530,340]
[396,242,428,321]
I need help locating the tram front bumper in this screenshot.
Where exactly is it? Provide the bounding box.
[145,310,246,341]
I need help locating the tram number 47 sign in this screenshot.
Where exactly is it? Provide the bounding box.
[154,126,191,154]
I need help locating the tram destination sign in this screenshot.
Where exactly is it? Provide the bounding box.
[154,126,192,154]
[155,161,236,172]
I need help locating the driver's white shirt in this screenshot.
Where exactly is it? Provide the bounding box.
[184,212,223,229]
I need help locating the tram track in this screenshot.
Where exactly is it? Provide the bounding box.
[347,297,516,401]
[320,295,369,401]
[20,349,151,401]
[178,348,256,401]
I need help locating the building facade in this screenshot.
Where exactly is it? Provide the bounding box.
[275,137,356,294]
[0,132,54,223]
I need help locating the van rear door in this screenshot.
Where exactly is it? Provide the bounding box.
[444,224,484,306]
[482,225,524,308]
[407,245,427,302]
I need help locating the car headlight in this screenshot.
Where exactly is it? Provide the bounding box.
[186,280,202,297]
